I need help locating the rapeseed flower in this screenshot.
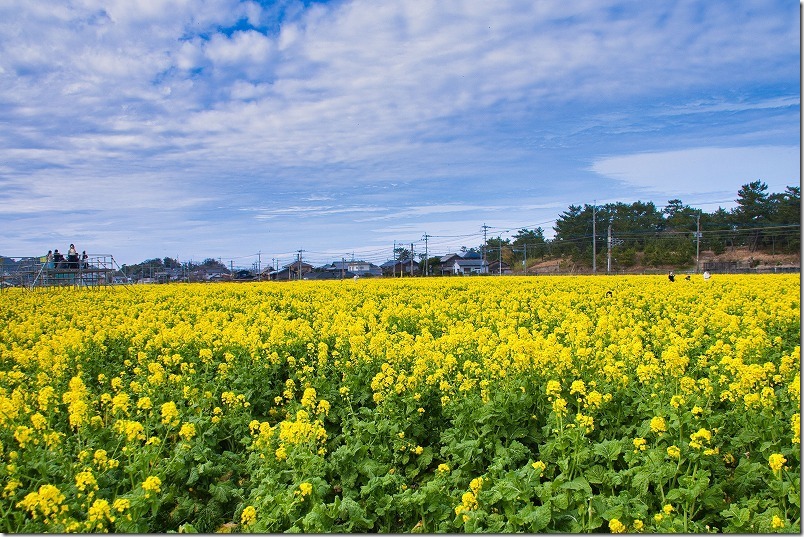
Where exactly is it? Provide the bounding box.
[179,422,196,441]
[531,460,546,476]
[86,499,113,529]
[16,484,66,521]
[768,453,786,473]
[650,416,667,436]
[160,401,179,427]
[75,470,98,493]
[608,518,626,533]
[689,428,712,449]
[241,505,257,526]
[570,379,586,397]
[297,482,313,498]
[142,476,162,497]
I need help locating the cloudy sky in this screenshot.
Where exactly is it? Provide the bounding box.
[1,1,799,267]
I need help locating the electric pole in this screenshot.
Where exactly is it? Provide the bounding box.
[410,243,414,277]
[422,233,430,276]
[393,241,396,278]
[523,243,527,275]
[481,223,490,273]
[607,223,612,275]
[696,212,701,274]
[592,202,597,274]
[499,236,503,275]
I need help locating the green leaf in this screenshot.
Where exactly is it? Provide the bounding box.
[491,479,522,503]
[584,464,607,485]
[553,492,570,511]
[521,504,552,532]
[593,439,623,461]
[187,466,200,486]
[561,476,592,495]
[632,470,650,496]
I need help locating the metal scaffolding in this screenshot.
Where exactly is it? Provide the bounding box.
[0,254,127,291]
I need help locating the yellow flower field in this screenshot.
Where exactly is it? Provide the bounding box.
[0,274,799,532]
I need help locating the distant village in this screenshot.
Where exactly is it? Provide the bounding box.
[131,250,509,284]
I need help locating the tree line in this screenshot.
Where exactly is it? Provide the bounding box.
[481,181,799,271]
[117,181,799,278]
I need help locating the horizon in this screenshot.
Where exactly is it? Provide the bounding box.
[1,1,799,267]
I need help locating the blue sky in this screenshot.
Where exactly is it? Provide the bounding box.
[0,0,799,268]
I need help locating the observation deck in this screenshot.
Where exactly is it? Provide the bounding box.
[0,254,127,290]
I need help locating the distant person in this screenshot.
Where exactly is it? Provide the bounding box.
[81,250,88,269]
[45,250,54,269]
[67,244,79,269]
[703,270,711,280]
[684,274,691,281]
[668,271,675,282]
[53,249,65,268]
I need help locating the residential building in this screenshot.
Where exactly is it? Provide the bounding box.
[440,251,489,275]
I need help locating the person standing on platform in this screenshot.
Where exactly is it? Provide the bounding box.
[67,244,79,269]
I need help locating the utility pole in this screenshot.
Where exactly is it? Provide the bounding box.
[481,223,490,272]
[410,243,414,277]
[297,250,304,280]
[607,223,612,275]
[422,233,430,276]
[393,241,396,278]
[696,212,701,274]
[592,202,597,274]
[257,251,261,281]
[499,236,503,275]
[523,243,527,275]
[341,257,345,279]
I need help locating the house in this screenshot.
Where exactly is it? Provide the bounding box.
[303,270,355,280]
[322,260,382,278]
[233,269,255,280]
[488,260,513,275]
[269,260,313,281]
[191,268,229,281]
[381,259,419,276]
[347,260,382,277]
[440,251,488,275]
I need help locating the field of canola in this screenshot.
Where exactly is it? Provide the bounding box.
[0,274,799,533]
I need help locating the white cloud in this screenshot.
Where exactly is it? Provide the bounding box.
[590,146,800,198]
[0,0,797,264]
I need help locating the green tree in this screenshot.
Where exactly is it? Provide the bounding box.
[511,228,547,270]
[553,204,594,263]
[663,199,698,232]
[733,181,770,251]
[419,256,442,276]
[767,186,801,253]
[483,237,511,264]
